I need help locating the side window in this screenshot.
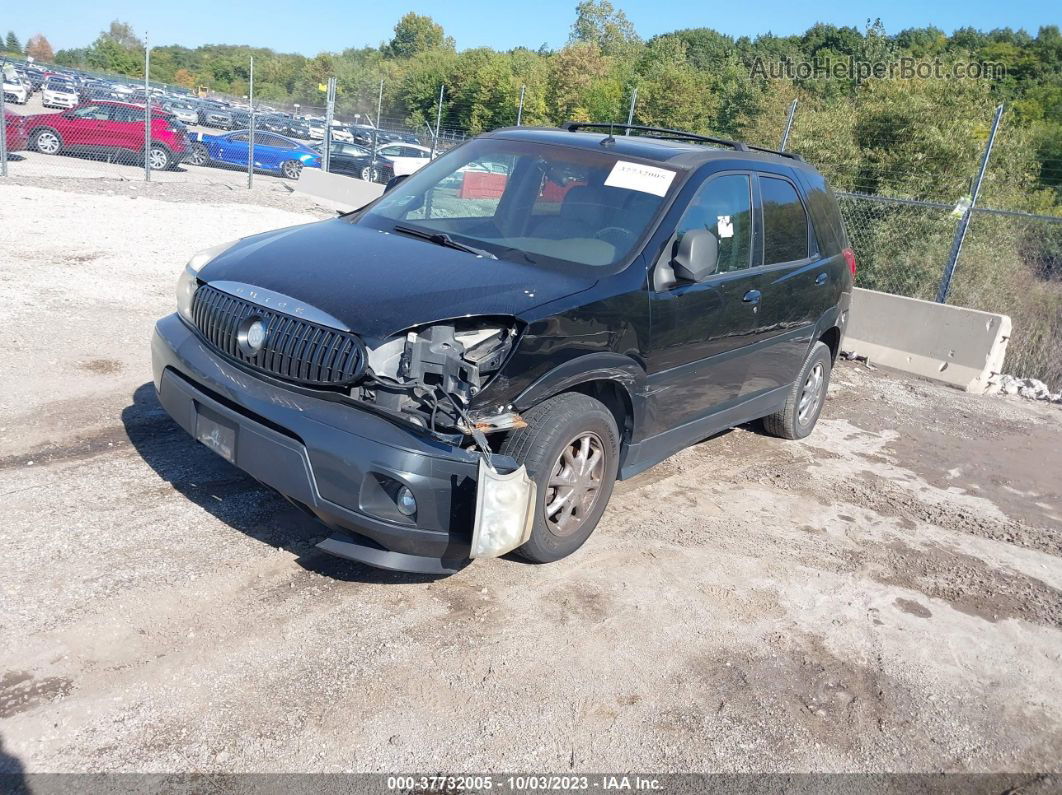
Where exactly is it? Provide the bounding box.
[675,174,753,273]
[228,132,249,143]
[70,105,108,121]
[761,176,809,264]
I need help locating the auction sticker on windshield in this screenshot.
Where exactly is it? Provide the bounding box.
[604,160,676,196]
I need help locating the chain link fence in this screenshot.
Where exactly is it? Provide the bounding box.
[3,52,1062,385]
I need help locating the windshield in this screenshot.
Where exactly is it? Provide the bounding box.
[357,137,682,271]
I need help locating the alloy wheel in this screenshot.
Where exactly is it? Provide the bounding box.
[148,147,168,170]
[798,362,825,425]
[545,432,606,537]
[283,161,302,179]
[36,131,60,154]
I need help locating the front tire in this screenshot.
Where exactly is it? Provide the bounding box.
[762,341,832,440]
[31,128,62,155]
[499,393,620,563]
[147,144,170,171]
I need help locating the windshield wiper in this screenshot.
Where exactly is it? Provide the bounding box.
[392,224,497,259]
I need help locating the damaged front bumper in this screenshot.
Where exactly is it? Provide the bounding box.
[151,313,531,575]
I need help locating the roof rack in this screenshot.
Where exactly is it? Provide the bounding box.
[561,122,803,161]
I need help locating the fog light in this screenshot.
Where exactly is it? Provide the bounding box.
[471,460,536,559]
[396,486,417,516]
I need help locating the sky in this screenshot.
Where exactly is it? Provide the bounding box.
[4,0,1057,55]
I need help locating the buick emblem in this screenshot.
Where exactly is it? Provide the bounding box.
[237,316,268,357]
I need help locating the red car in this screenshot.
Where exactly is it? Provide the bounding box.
[4,110,29,151]
[23,100,190,170]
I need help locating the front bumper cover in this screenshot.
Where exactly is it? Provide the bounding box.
[152,313,516,574]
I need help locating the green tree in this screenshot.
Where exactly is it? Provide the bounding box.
[569,0,640,57]
[386,13,453,59]
[5,31,20,53]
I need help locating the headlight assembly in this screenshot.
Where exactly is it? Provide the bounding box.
[176,239,238,323]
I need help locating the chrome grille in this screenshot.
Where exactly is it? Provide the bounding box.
[190,284,366,387]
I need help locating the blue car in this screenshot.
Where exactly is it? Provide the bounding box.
[187,130,322,179]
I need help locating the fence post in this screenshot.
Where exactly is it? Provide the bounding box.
[935,103,1004,304]
[430,84,445,159]
[372,78,383,157]
[625,86,637,134]
[247,56,254,189]
[516,84,525,126]
[322,76,336,173]
[779,99,798,150]
[143,35,151,182]
[0,60,8,178]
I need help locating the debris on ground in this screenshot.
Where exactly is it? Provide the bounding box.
[985,373,1062,404]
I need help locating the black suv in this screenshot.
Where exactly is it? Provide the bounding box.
[152,123,854,574]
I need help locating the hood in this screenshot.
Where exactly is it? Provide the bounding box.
[198,219,595,339]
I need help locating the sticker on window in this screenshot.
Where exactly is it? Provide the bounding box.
[604,161,676,197]
[717,215,734,239]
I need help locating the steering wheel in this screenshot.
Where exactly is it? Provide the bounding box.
[594,226,635,249]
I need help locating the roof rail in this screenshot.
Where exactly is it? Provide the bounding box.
[561,121,804,161]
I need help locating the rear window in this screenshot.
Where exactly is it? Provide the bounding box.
[760,176,809,265]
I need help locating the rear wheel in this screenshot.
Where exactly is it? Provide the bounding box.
[147,145,170,171]
[762,341,832,440]
[281,160,303,180]
[360,165,378,182]
[31,128,62,155]
[499,393,620,563]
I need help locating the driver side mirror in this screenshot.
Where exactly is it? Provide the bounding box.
[384,173,409,192]
[671,228,719,282]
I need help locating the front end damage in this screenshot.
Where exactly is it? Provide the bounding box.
[349,317,536,560]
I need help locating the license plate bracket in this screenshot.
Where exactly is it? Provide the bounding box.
[195,405,237,463]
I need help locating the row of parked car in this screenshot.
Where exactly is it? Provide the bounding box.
[3,98,437,182]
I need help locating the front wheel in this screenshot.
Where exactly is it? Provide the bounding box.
[31,128,63,155]
[147,145,170,171]
[499,393,620,563]
[762,340,833,440]
[281,160,303,180]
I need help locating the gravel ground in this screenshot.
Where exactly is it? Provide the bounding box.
[1,179,1060,775]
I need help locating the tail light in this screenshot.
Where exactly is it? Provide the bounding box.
[842,247,857,280]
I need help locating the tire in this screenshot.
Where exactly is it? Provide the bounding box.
[762,341,833,440]
[147,145,170,171]
[360,165,378,182]
[187,144,209,167]
[499,392,620,563]
[31,128,62,155]
[281,160,303,180]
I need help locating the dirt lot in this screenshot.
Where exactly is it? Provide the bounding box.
[1,177,1060,775]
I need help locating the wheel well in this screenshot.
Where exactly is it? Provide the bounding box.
[819,326,841,363]
[568,380,633,450]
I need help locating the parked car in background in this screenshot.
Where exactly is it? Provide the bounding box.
[24,101,190,170]
[4,109,29,151]
[187,130,321,179]
[310,141,388,180]
[41,78,80,110]
[3,63,29,104]
[198,104,234,129]
[162,99,199,126]
[376,142,434,176]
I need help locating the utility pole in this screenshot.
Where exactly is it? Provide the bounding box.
[0,59,8,178]
[430,84,445,159]
[625,86,637,134]
[779,99,798,150]
[516,84,526,126]
[372,78,383,157]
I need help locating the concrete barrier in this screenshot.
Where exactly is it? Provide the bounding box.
[844,287,1010,393]
[294,168,384,212]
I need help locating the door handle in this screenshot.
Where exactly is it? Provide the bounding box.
[815,272,829,285]
[742,289,761,304]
